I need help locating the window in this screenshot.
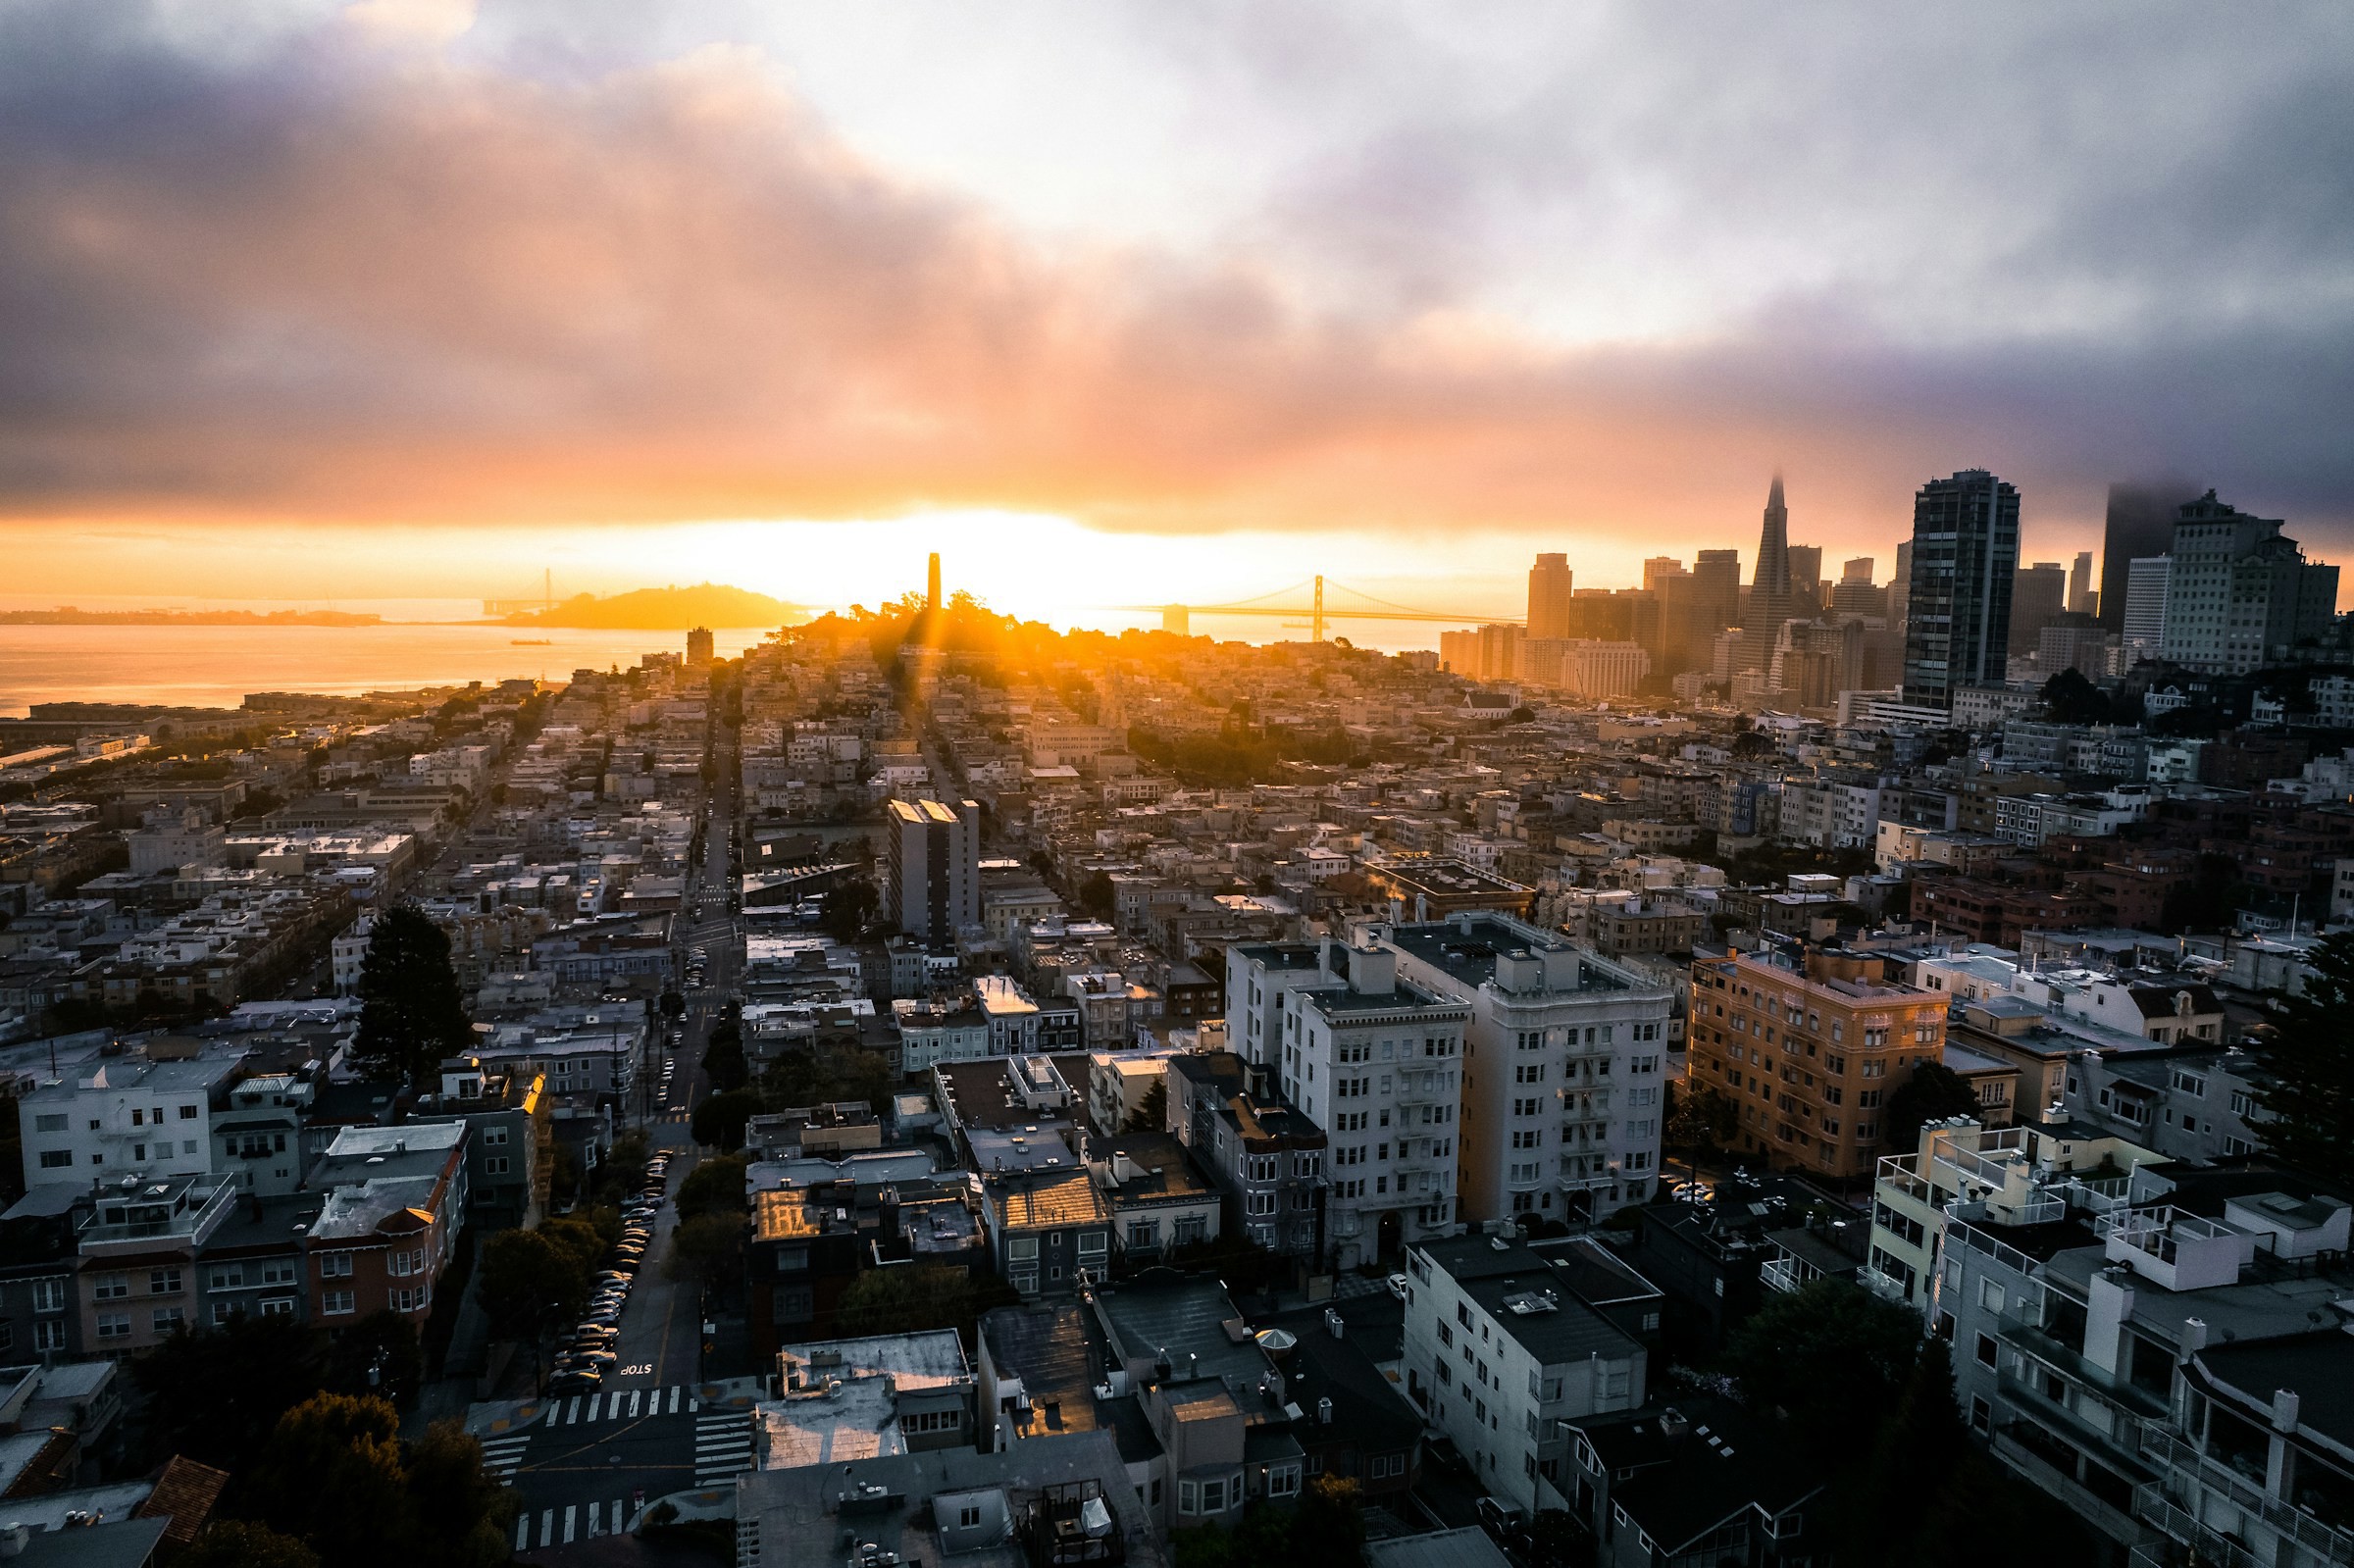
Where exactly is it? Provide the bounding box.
[484,1126,509,1145]
[1974,1333,1997,1368]
[393,1288,426,1312]
[32,1322,64,1352]
[1268,1464,1301,1497]
[179,1104,198,1120]
[30,1280,64,1313]
[210,1265,245,1290]
[152,1307,183,1333]
[1179,1481,1199,1516]
[318,1253,354,1279]
[33,1114,65,1133]
[485,1157,509,1176]
[94,1274,128,1301]
[96,1313,131,1340]
[37,1150,71,1170]
[149,1268,181,1295]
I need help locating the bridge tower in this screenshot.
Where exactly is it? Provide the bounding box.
[1312,576,1325,642]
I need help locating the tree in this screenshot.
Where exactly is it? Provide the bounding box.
[702,1021,748,1092]
[1123,1079,1168,1134]
[325,1308,422,1406]
[2039,667,2112,725]
[1292,1476,1366,1568]
[353,907,473,1087]
[478,1228,588,1340]
[1078,871,1115,920]
[1883,1061,1985,1156]
[820,878,878,940]
[177,1521,319,1568]
[1726,1280,1921,1450]
[2252,931,2354,1188]
[831,1264,1009,1339]
[691,1087,764,1151]
[135,1313,329,1473]
[669,1211,748,1283]
[244,1393,417,1568]
[1664,1080,1738,1154]
[403,1419,520,1567]
[675,1153,751,1223]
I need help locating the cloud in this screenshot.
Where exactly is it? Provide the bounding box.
[1,1,2351,560]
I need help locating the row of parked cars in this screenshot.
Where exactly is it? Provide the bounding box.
[548,1150,675,1395]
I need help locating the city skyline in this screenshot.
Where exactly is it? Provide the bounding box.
[3,3,2352,609]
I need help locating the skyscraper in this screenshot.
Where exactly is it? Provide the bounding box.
[887,797,980,942]
[685,627,715,667]
[2067,551,2096,616]
[1742,475,1794,670]
[2009,562,2068,654]
[2122,557,2171,656]
[1787,543,1823,613]
[1692,549,1741,632]
[1841,557,1874,584]
[1527,553,1573,640]
[1901,470,2021,710]
[1642,556,1688,592]
[2099,481,2201,632]
[2158,491,2339,673]
[1891,540,1913,632]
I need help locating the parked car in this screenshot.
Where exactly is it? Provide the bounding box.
[549,1370,601,1395]
[1386,1273,1409,1300]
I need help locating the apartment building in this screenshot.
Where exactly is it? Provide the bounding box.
[1265,940,1467,1270]
[303,1123,469,1325]
[1686,945,1948,1180]
[1382,914,1674,1225]
[886,797,981,943]
[76,1174,238,1356]
[1401,1235,1647,1516]
[1867,1118,2166,1314]
[1164,1052,1322,1261]
[1926,1160,2354,1557]
[19,1046,246,1191]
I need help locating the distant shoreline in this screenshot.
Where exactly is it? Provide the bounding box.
[0,610,786,631]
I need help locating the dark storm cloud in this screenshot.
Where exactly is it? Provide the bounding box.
[0,0,2349,551]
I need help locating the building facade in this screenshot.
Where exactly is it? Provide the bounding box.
[1383,915,1673,1225]
[2158,490,2338,674]
[1902,469,2020,710]
[886,797,981,943]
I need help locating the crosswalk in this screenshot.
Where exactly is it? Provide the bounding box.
[539,1384,699,1427]
[479,1430,533,1481]
[694,1409,755,1487]
[514,1497,640,1551]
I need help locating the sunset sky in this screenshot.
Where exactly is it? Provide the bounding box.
[4,1,2351,622]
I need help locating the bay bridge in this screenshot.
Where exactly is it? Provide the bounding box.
[1121,576,1519,641]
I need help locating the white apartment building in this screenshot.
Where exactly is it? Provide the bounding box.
[2159,491,2338,674]
[1272,940,1469,1271]
[1381,914,1673,1225]
[1401,1235,1647,1513]
[1559,640,1651,700]
[19,1047,246,1190]
[331,914,375,994]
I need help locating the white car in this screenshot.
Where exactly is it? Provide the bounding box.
[1386,1273,1409,1300]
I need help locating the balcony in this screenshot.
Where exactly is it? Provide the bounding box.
[2139,1428,2354,1565]
[1855,1264,1910,1303]
[2097,1207,2254,1291]
[1874,1154,1937,1205]
[1761,1255,1805,1294]
[2134,1486,2260,1568]
[1946,1192,2062,1227]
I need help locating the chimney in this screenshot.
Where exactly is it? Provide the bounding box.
[2274,1390,2301,1433]
[2182,1317,2209,1353]
[1317,1396,1333,1425]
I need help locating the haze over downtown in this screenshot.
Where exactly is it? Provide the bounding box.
[3,1,2352,619]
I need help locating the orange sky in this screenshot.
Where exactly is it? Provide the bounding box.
[3,3,2349,617]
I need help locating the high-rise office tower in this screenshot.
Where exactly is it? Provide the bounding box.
[685,627,715,667]
[2099,481,2200,632]
[2067,551,2096,616]
[1788,544,1823,613]
[1527,554,1573,640]
[1743,475,1794,670]
[1692,550,1741,633]
[1842,557,1874,584]
[887,797,980,942]
[1891,540,1914,631]
[1901,470,2021,709]
[2158,491,2339,673]
[1642,556,1688,592]
[2010,562,2068,654]
[2122,557,2171,655]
